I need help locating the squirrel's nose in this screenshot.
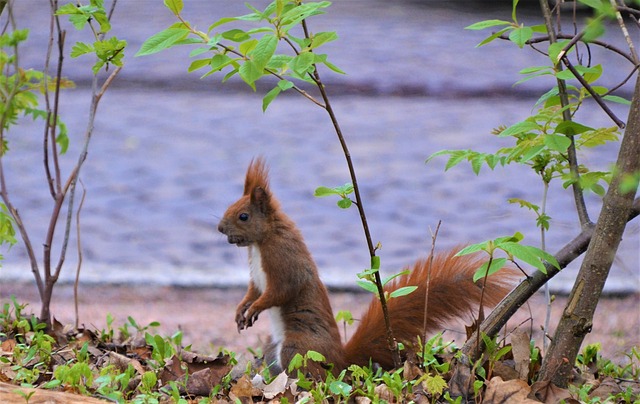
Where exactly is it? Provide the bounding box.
[217,223,225,234]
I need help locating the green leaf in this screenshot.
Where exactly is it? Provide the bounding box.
[475,27,512,47]
[251,34,278,70]
[555,121,593,136]
[602,95,631,105]
[500,242,558,272]
[238,60,262,88]
[556,69,578,81]
[424,374,448,396]
[267,54,293,70]
[56,3,82,15]
[56,121,69,154]
[356,280,378,294]
[499,120,539,138]
[68,14,90,30]
[239,39,258,55]
[278,79,294,91]
[310,31,338,49]
[329,380,352,396]
[582,64,602,84]
[381,270,410,287]
[337,198,352,209]
[582,17,605,43]
[209,54,234,72]
[70,42,94,58]
[473,258,507,282]
[321,58,346,74]
[445,150,470,171]
[465,19,511,30]
[289,51,315,76]
[507,198,540,213]
[389,286,418,298]
[262,86,281,112]
[314,186,340,197]
[508,26,533,48]
[548,40,572,64]
[221,29,251,42]
[544,134,571,152]
[456,243,488,256]
[188,58,210,72]
[163,0,183,15]
[136,27,189,56]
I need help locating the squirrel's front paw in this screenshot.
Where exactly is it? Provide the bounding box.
[244,307,261,328]
[235,302,253,332]
[235,312,247,332]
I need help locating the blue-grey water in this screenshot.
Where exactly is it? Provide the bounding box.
[1,1,637,293]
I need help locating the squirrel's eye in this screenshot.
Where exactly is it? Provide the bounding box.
[239,213,249,221]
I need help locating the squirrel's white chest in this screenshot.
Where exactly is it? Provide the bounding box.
[248,245,268,293]
[248,245,285,366]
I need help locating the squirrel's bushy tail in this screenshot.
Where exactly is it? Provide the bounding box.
[343,249,519,369]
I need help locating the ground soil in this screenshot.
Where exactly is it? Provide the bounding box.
[4,283,639,366]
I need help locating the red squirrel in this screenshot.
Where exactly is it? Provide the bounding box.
[217,158,517,376]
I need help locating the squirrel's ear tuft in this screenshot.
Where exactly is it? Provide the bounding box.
[250,186,272,214]
[244,156,270,196]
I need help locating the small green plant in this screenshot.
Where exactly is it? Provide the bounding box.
[120,316,161,340]
[144,332,176,368]
[417,333,453,374]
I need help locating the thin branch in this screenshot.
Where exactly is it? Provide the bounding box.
[612,0,638,63]
[49,27,65,196]
[53,65,123,280]
[561,57,626,128]
[421,220,441,365]
[73,179,86,329]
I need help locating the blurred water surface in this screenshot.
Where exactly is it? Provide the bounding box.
[1,1,637,293]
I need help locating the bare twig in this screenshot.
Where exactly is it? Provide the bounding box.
[74,180,86,329]
[421,220,441,365]
[612,0,638,63]
[561,56,626,128]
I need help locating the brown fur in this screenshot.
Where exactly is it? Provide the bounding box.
[218,157,518,376]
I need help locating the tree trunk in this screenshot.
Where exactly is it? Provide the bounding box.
[537,73,640,387]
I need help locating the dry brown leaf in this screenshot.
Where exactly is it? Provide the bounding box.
[158,354,185,385]
[529,379,573,403]
[374,383,395,402]
[483,376,537,403]
[355,396,372,404]
[0,338,16,354]
[403,360,423,381]
[230,374,256,400]
[589,376,622,400]
[106,351,145,375]
[262,371,289,400]
[0,381,109,403]
[159,352,233,397]
[185,367,222,397]
[0,364,15,383]
[510,329,531,380]
[492,360,520,381]
[448,360,473,400]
